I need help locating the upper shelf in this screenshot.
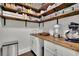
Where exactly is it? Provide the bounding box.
[40,3,76,16]
[15,3,40,13]
[2,3,76,18]
[0,3,79,23]
[2,6,40,18]
[0,14,40,23]
[40,10,79,23]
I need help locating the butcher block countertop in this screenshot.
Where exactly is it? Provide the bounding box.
[31,33,79,52]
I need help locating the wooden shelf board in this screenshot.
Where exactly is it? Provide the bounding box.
[40,3,76,16]
[22,11,41,18]
[1,15,26,21]
[0,14,40,23]
[2,6,17,13]
[40,10,79,23]
[2,6,40,18]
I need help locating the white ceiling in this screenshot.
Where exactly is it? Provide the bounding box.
[30,3,42,9]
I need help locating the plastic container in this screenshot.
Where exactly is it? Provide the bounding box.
[64,7,73,14]
[71,4,79,11]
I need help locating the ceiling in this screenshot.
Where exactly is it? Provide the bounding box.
[30,3,42,9]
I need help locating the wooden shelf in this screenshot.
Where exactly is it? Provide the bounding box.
[22,11,41,18]
[2,6,40,18]
[2,6,17,13]
[2,4,76,18]
[40,3,76,16]
[1,3,78,23]
[0,14,40,23]
[40,10,79,23]
[15,3,40,12]
[1,15,26,21]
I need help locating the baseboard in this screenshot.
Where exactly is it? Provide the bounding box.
[18,47,31,55]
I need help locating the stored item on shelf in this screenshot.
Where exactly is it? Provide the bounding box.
[36,18,40,21]
[27,9,31,13]
[64,7,73,14]
[22,13,25,19]
[40,10,45,14]
[16,5,22,13]
[22,7,26,12]
[5,3,11,7]
[44,14,51,20]
[72,4,79,11]
[26,15,29,20]
[3,11,23,19]
[30,9,34,14]
[23,14,28,19]
[47,5,52,11]
[57,9,64,16]
[40,16,45,21]
[10,4,16,9]
[47,3,63,11]
[50,13,56,17]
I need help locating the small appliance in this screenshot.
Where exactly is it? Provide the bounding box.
[65,22,79,42]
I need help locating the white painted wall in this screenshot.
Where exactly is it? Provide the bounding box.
[43,15,79,35]
[0,27,43,55]
[5,19,25,28]
[27,22,39,28]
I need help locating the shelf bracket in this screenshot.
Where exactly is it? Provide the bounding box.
[1,6,6,26]
[42,22,44,27]
[39,22,40,27]
[57,18,59,24]
[25,21,27,27]
[3,18,6,26]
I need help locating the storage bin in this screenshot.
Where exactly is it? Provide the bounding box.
[10,4,16,10]
[71,4,79,11]
[56,9,64,16]
[64,7,73,14]
[50,13,56,17]
[0,39,18,56]
[3,11,24,19]
[5,3,11,8]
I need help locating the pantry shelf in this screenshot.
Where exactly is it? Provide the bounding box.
[40,3,76,16]
[2,6,40,18]
[0,14,40,23]
[40,10,79,22]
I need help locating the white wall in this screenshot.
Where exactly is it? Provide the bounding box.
[43,15,79,34]
[27,22,39,28]
[0,27,43,55]
[5,19,25,28]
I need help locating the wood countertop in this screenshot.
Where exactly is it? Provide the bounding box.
[31,33,79,52]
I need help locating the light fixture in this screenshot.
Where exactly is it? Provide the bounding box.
[53,18,61,38]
